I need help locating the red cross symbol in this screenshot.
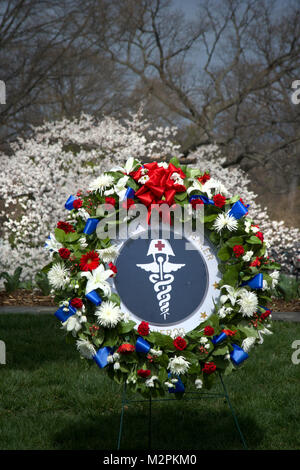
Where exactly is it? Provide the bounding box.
[155,240,165,251]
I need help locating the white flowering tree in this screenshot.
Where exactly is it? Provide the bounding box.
[0,111,298,282]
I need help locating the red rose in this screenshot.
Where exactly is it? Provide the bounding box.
[58,248,71,259]
[255,232,264,243]
[233,245,245,258]
[204,326,215,336]
[79,250,100,271]
[105,197,116,209]
[117,343,135,354]
[108,262,117,276]
[173,336,187,351]
[137,369,151,378]
[213,194,226,208]
[122,199,135,209]
[137,321,150,336]
[223,329,237,337]
[261,309,271,320]
[70,298,83,309]
[73,199,83,209]
[202,362,217,375]
[198,172,210,184]
[190,198,204,210]
[57,221,75,233]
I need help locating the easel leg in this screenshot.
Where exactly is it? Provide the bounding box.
[219,373,248,449]
[148,394,152,449]
[117,383,127,450]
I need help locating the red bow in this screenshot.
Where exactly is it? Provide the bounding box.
[131,162,186,224]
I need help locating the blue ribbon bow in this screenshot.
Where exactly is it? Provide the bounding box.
[54,303,77,322]
[85,290,102,306]
[93,346,113,368]
[212,331,228,345]
[242,273,263,289]
[83,218,100,235]
[228,200,249,219]
[168,373,185,393]
[189,195,214,205]
[65,195,76,210]
[135,336,151,354]
[124,187,135,199]
[230,343,249,366]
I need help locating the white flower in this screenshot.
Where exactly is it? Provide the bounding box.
[170,172,184,185]
[270,270,280,288]
[218,306,232,318]
[200,337,209,344]
[213,213,238,233]
[81,264,113,296]
[113,352,120,361]
[110,156,139,174]
[138,175,150,185]
[61,312,87,336]
[158,162,168,169]
[237,290,258,317]
[107,354,114,364]
[262,280,269,291]
[76,339,96,359]
[150,348,162,357]
[195,378,203,389]
[257,327,272,344]
[145,376,158,388]
[114,362,120,370]
[242,250,254,262]
[76,208,90,221]
[48,263,70,289]
[95,301,122,328]
[89,174,114,194]
[121,311,131,323]
[220,285,241,306]
[164,381,175,389]
[241,336,256,353]
[96,245,119,263]
[44,233,62,254]
[79,237,88,249]
[244,219,252,233]
[168,356,190,375]
[105,174,129,199]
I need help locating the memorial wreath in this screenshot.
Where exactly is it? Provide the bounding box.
[43,157,279,397]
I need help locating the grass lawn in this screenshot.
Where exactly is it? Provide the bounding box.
[0,314,299,450]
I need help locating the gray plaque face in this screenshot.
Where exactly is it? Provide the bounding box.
[114,229,209,326]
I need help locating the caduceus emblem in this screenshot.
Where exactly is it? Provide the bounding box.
[136,239,185,320]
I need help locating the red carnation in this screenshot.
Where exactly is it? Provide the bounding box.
[255,232,264,243]
[70,298,83,309]
[122,199,135,209]
[73,199,83,209]
[190,198,204,210]
[233,245,245,258]
[137,321,150,336]
[108,262,117,276]
[58,247,71,259]
[223,329,237,337]
[198,172,210,184]
[117,343,135,354]
[79,250,100,271]
[261,309,271,320]
[137,369,151,378]
[105,197,116,209]
[213,193,226,208]
[173,336,187,351]
[204,326,215,336]
[202,362,217,375]
[57,221,75,233]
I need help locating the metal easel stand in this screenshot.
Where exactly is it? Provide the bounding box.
[117,372,248,450]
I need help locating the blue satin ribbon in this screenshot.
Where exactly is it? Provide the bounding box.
[93,346,113,368]
[83,218,100,234]
[54,303,77,322]
[135,336,151,354]
[212,331,228,345]
[228,200,249,219]
[230,343,249,366]
[85,290,102,306]
[124,187,135,199]
[189,195,214,205]
[242,273,263,289]
[168,373,185,393]
[65,195,76,210]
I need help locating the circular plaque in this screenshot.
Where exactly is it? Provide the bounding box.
[112,222,221,335]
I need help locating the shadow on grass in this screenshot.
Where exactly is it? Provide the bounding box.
[52,402,262,450]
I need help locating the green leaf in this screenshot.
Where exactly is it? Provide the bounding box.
[126,178,140,191]
[226,236,244,248]
[217,245,231,261]
[147,332,174,350]
[54,228,66,243]
[109,293,121,306]
[169,156,180,167]
[65,231,81,243]
[117,320,136,334]
[246,236,262,245]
